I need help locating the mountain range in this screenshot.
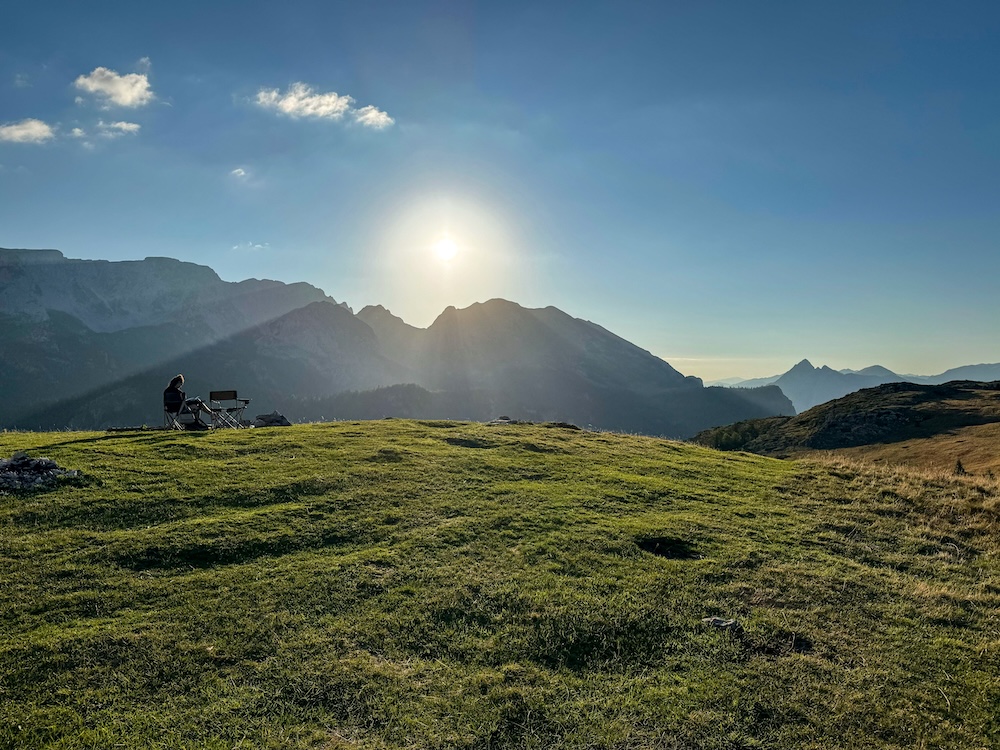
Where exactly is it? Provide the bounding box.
[0,247,792,436]
[716,359,1000,412]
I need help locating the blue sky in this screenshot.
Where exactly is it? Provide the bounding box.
[2,1,999,380]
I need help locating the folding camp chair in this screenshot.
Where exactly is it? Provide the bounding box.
[164,398,211,430]
[209,390,250,429]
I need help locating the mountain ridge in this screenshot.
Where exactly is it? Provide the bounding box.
[2,248,792,436]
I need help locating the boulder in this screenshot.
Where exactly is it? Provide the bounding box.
[253,411,292,427]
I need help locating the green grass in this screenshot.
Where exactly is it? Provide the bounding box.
[1,421,998,749]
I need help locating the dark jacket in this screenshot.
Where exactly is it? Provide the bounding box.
[163,386,185,415]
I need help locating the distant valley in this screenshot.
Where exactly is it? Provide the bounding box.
[0,248,792,436]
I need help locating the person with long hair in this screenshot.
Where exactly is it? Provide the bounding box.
[163,374,212,428]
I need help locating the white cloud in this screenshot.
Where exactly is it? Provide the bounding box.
[97,120,141,138]
[231,167,247,178]
[256,82,354,119]
[352,104,395,129]
[75,66,154,108]
[136,57,152,73]
[0,118,55,144]
[70,127,86,138]
[232,241,270,251]
[255,82,395,130]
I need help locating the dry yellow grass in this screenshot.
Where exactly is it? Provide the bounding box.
[820,422,1000,475]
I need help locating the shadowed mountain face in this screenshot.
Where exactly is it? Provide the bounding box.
[0,248,349,426]
[3,248,793,436]
[358,299,791,436]
[10,300,403,430]
[369,299,698,394]
[692,380,1000,455]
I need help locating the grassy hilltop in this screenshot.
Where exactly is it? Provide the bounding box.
[1,421,998,749]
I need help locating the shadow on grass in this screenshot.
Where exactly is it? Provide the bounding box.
[444,437,497,449]
[110,530,357,571]
[636,536,701,559]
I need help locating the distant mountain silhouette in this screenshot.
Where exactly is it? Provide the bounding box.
[693,380,1000,456]
[724,359,1000,412]
[766,359,904,412]
[926,363,1000,383]
[3,248,793,436]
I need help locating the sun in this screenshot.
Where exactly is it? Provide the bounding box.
[433,235,458,262]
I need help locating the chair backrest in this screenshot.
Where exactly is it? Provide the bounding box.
[210,390,238,402]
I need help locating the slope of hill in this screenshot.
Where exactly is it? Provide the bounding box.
[2,422,997,749]
[693,380,1000,458]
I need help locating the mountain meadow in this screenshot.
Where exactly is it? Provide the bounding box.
[2,420,998,749]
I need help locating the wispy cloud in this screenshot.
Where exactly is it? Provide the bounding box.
[97,120,141,138]
[13,73,30,88]
[256,82,354,120]
[70,127,86,138]
[352,104,395,129]
[0,118,55,144]
[231,241,270,251]
[136,57,152,74]
[255,82,394,128]
[230,167,247,178]
[75,66,154,108]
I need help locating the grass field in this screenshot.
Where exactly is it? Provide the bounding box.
[1,421,998,749]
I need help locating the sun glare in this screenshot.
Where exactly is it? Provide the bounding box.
[433,236,459,262]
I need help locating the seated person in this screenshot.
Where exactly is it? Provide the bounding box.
[163,374,213,428]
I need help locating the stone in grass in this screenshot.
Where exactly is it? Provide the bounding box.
[701,616,743,632]
[253,411,292,427]
[0,452,81,492]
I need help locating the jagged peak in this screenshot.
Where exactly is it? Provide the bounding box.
[357,304,419,328]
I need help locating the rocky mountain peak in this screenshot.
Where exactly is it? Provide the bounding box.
[789,359,815,372]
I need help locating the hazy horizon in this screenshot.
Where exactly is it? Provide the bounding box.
[3,1,999,382]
